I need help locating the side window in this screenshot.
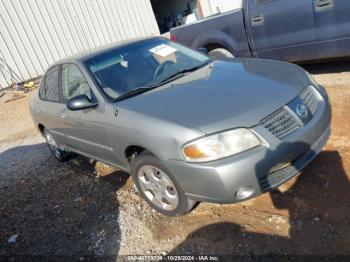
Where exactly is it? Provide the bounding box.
[62,64,91,101]
[41,65,60,102]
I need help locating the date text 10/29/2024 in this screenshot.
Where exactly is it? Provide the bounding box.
[126,255,220,261]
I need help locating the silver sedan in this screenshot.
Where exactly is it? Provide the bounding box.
[30,37,331,216]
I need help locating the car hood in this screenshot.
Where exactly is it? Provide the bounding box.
[118,59,311,134]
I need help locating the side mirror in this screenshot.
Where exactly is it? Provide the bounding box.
[66,94,98,111]
[198,47,209,55]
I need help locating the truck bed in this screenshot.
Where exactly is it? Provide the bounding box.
[170,9,251,58]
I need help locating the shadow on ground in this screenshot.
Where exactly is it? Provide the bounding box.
[170,150,350,256]
[0,143,129,259]
[302,59,350,74]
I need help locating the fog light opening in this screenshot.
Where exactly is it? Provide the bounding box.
[235,187,254,200]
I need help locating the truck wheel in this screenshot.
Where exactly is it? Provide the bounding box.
[44,129,73,162]
[131,151,197,216]
[209,48,234,60]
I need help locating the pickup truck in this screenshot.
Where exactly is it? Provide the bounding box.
[170,0,350,62]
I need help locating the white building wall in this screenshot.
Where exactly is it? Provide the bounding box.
[0,0,159,89]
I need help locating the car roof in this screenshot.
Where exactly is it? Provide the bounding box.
[50,36,158,66]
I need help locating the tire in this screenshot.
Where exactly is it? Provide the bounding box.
[131,151,197,216]
[44,129,73,162]
[208,48,234,60]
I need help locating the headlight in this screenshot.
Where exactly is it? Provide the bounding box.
[182,128,261,162]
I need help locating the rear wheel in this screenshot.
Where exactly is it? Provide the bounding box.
[208,48,234,60]
[44,130,73,162]
[131,152,197,216]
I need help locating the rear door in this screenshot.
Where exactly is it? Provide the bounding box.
[313,0,350,59]
[246,0,316,61]
[37,65,67,146]
[60,63,116,164]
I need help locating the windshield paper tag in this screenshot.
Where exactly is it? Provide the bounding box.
[149,44,177,57]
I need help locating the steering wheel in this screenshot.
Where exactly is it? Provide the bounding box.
[153,60,175,80]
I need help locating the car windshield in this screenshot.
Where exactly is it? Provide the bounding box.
[84,38,210,100]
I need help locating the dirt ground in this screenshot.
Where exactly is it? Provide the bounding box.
[0,60,349,260]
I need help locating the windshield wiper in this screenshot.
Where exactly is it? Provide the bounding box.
[114,87,154,102]
[146,72,187,88]
[114,61,211,101]
[147,61,211,88]
[178,61,211,74]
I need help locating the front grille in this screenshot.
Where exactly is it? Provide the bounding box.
[260,107,301,138]
[261,86,319,138]
[300,86,318,115]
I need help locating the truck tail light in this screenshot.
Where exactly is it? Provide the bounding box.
[170,34,177,42]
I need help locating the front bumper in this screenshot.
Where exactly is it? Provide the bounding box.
[164,89,331,204]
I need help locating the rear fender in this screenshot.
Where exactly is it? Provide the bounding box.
[192,30,237,55]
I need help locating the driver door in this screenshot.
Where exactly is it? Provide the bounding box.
[61,63,115,164]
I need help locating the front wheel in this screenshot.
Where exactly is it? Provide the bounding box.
[208,48,234,60]
[44,130,73,162]
[131,152,197,216]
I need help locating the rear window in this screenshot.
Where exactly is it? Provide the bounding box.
[40,65,60,102]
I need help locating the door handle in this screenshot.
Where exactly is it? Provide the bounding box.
[252,14,264,25]
[315,0,334,10]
